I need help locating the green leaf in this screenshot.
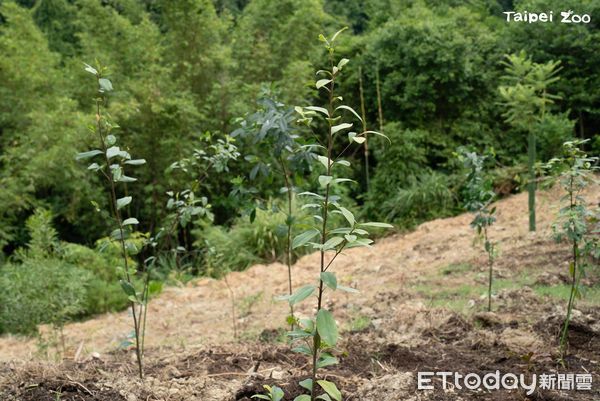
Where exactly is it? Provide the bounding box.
[299,318,314,332]
[289,285,315,306]
[335,105,361,121]
[294,396,311,401]
[299,379,313,392]
[317,155,331,169]
[348,132,366,144]
[337,285,359,293]
[305,106,329,117]
[359,222,393,228]
[122,217,139,226]
[288,330,313,339]
[120,280,136,297]
[335,160,350,167]
[322,236,344,251]
[337,58,350,70]
[316,395,332,401]
[298,191,324,200]
[346,238,373,248]
[338,206,355,226]
[344,234,357,242]
[320,272,337,290]
[319,175,333,188]
[106,134,117,146]
[316,79,332,89]
[76,150,102,160]
[125,159,146,165]
[317,355,339,368]
[316,309,338,346]
[333,178,353,185]
[106,146,122,159]
[363,130,390,143]
[330,27,348,43]
[87,162,101,171]
[270,386,284,401]
[251,396,270,400]
[111,165,123,181]
[110,228,127,241]
[331,123,353,135]
[292,345,312,355]
[293,229,320,249]
[84,63,97,75]
[317,380,341,401]
[99,78,113,92]
[116,196,132,210]
[118,175,137,183]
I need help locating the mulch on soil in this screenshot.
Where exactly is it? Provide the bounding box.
[2,309,598,401]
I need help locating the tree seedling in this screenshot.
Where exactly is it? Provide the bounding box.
[77,62,149,379]
[252,385,285,401]
[458,148,497,312]
[545,139,599,360]
[232,93,315,328]
[286,29,392,401]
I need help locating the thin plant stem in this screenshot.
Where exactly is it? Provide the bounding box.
[527,128,536,232]
[278,156,295,330]
[560,175,577,358]
[375,63,384,135]
[311,50,336,401]
[484,227,493,312]
[224,274,238,340]
[95,88,144,380]
[358,66,370,191]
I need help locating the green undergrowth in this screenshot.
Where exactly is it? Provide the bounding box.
[418,262,600,314]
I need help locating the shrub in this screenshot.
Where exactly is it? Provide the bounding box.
[364,125,457,226]
[0,258,90,335]
[379,171,456,226]
[195,199,314,276]
[62,242,128,314]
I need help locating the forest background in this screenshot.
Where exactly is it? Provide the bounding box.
[0,0,598,336]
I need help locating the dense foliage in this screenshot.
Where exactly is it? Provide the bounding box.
[0,0,598,335]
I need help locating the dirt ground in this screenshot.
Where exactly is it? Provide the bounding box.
[0,186,599,400]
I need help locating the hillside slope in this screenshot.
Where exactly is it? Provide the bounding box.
[0,185,599,400]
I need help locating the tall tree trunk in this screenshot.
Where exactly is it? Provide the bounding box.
[527,130,536,231]
[358,66,370,192]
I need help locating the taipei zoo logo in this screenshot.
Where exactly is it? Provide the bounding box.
[503,10,591,24]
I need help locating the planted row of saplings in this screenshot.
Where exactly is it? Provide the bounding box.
[458,142,598,362]
[78,30,391,401]
[77,29,598,401]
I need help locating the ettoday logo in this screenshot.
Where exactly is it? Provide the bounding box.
[417,371,593,395]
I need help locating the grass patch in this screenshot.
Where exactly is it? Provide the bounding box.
[349,315,372,332]
[440,263,473,276]
[414,282,482,313]
[533,284,600,306]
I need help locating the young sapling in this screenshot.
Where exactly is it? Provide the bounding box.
[458,148,497,312]
[232,94,315,328]
[289,29,392,401]
[77,63,149,379]
[545,139,599,359]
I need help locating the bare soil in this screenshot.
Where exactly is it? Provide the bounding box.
[1,186,599,400]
